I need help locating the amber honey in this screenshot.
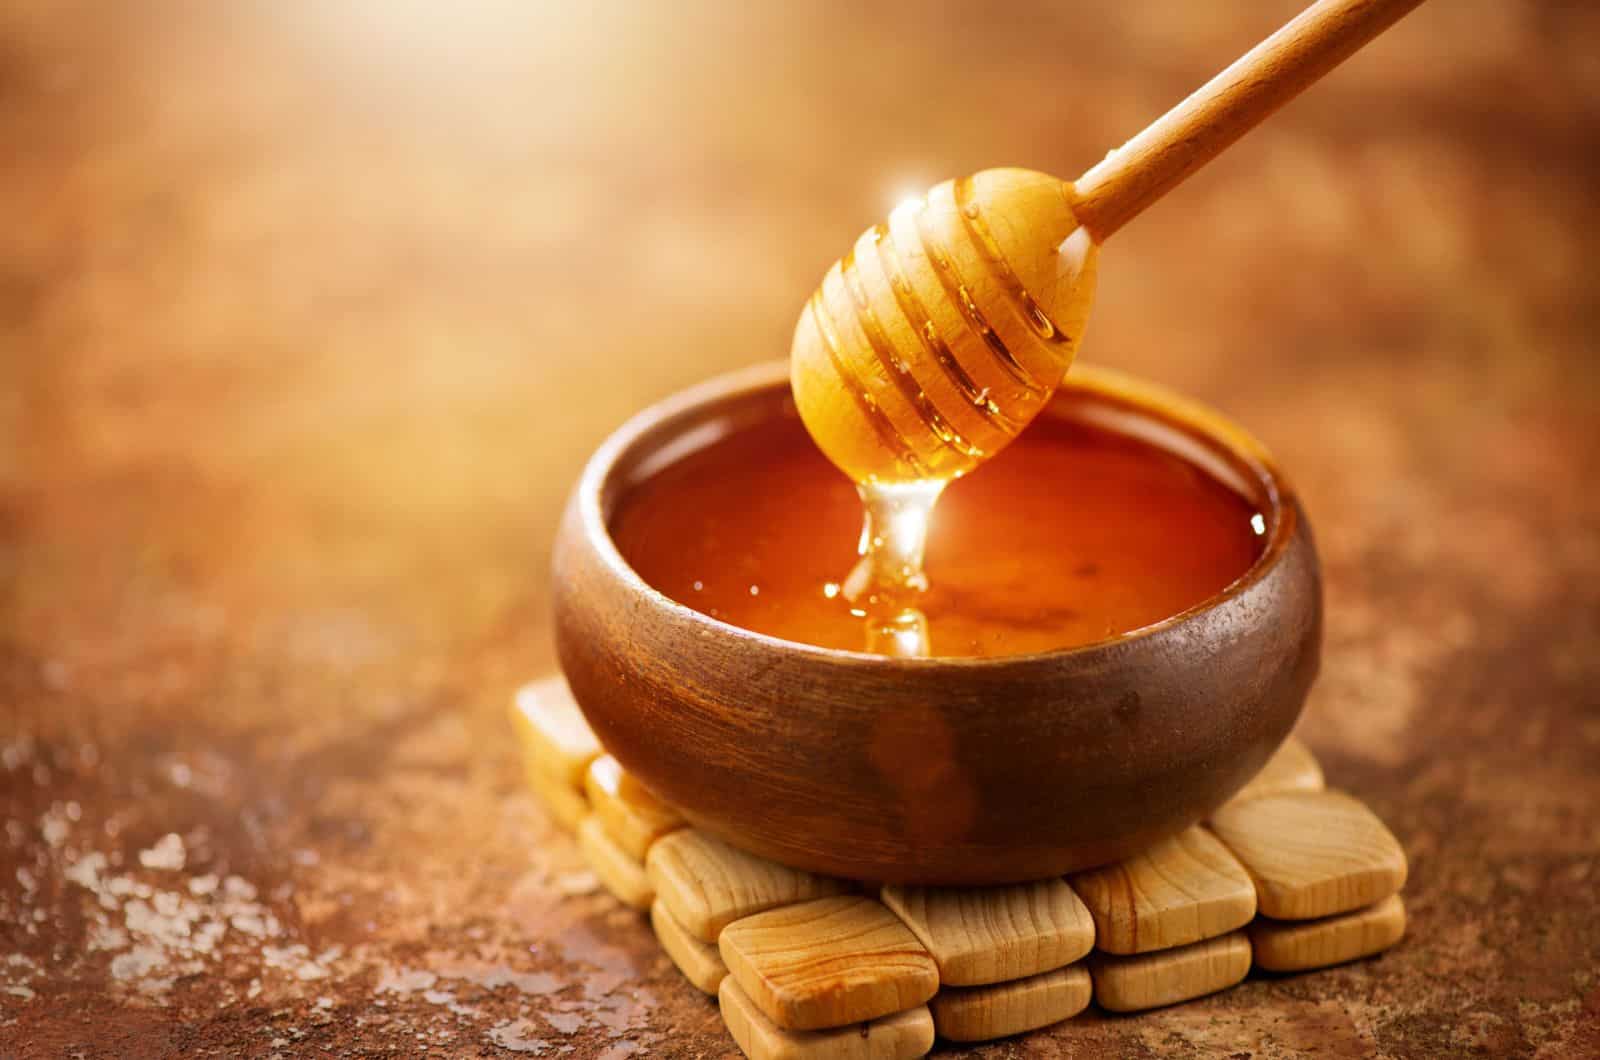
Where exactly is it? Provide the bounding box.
[610,404,1264,657]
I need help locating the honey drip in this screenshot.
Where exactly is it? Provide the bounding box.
[841,480,945,657]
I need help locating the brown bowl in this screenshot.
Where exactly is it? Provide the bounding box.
[553,361,1320,885]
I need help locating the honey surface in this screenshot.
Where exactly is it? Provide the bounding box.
[610,406,1264,657]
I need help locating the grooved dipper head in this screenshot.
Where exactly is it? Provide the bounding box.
[791,168,1101,484]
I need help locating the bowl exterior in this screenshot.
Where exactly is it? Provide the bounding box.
[552,371,1321,885]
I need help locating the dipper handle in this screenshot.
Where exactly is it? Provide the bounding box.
[790,0,1425,486]
[1069,0,1425,242]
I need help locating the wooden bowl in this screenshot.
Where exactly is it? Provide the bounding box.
[553,361,1320,885]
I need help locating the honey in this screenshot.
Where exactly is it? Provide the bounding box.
[610,403,1264,658]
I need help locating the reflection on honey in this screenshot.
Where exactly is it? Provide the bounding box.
[611,405,1264,657]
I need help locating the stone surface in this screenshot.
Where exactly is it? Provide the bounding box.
[2,2,1597,1056]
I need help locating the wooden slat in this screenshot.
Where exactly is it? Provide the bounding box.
[651,899,727,994]
[523,755,589,833]
[1068,826,1256,954]
[719,977,933,1060]
[509,676,602,787]
[930,964,1091,1042]
[1090,931,1252,1013]
[1250,894,1406,971]
[647,829,848,943]
[880,878,1094,985]
[719,896,940,1031]
[1210,790,1407,919]
[577,815,653,911]
[1213,736,1325,815]
[584,754,685,861]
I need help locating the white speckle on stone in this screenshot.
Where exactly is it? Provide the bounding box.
[377,967,439,995]
[489,1019,549,1054]
[1,735,34,771]
[4,986,35,1001]
[64,852,106,890]
[88,923,130,952]
[545,1012,586,1035]
[188,874,219,897]
[223,876,257,901]
[39,806,71,848]
[139,833,186,872]
[110,945,167,982]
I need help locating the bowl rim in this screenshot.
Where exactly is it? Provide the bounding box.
[572,359,1297,668]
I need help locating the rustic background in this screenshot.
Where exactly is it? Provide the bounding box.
[3,1,1597,1056]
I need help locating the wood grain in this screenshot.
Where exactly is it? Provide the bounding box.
[584,754,685,861]
[1213,736,1325,815]
[1090,931,1253,1013]
[880,878,1094,986]
[718,977,934,1060]
[719,896,940,1031]
[651,899,727,995]
[577,815,654,912]
[929,964,1091,1043]
[1210,790,1407,919]
[646,829,849,943]
[1068,826,1257,954]
[509,677,602,788]
[1250,894,1406,972]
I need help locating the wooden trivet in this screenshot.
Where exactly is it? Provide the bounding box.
[510,678,1409,1058]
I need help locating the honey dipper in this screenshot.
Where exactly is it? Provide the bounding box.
[793,0,1424,484]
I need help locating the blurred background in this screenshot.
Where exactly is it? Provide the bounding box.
[2,1,1597,1055]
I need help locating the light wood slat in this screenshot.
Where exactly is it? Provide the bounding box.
[1210,790,1407,919]
[584,753,685,861]
[930,963,1090,1042]
[719,896,939,1031]
[523,755,588,833]
[647,829,849,943]
[1212,736,1325,815]
[719,977,933,1060]
[509,676,601,788]
[1090,931,1252,1012]
[1250,894,1406,971]
[577,815,653,911]
[881,878,1094,985]
[1068,826,1256,954]
[651,898,727,994]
